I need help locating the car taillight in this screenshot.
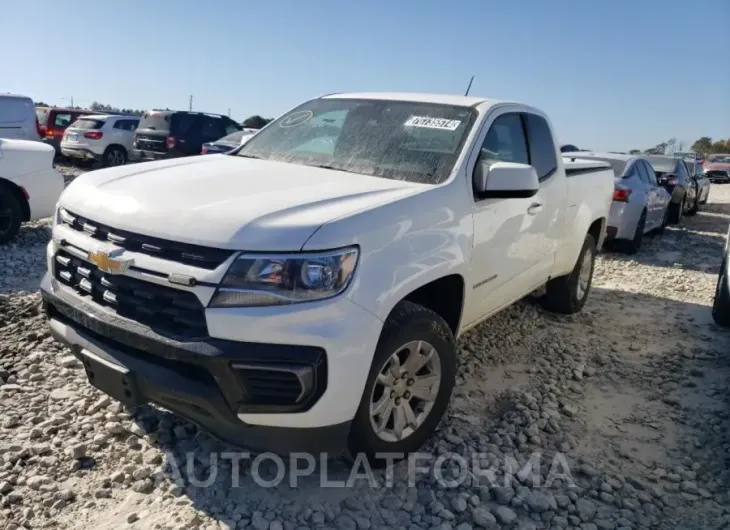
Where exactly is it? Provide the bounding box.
[613,188,631,202]
[201,145,208,154]
[45,127,54,138]
[166,136,176,150]
[84,130,103,140]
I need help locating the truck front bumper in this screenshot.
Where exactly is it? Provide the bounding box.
[40,272,381,455]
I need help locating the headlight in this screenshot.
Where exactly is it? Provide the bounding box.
[209,246,359,307]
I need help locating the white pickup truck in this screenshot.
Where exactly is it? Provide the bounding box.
[0,138,65,244]
[41,92,613,462]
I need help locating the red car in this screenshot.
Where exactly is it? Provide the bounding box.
[35,107,103,155]
[703,154,730,183]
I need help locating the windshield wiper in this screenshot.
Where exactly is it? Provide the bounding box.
[311,164,339,171]
[237,153,263,160]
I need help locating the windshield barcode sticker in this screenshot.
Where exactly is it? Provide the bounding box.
[404,116,461,130]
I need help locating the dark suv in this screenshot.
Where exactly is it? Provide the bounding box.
[132,110,241,161]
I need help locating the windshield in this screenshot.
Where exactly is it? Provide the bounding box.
[36,108,49,126]
[236,98,477,184]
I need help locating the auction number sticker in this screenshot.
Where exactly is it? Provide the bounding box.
[404,116,461,130]
[280,110,313,127]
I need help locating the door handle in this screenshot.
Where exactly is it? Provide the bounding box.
[527,202,543,215]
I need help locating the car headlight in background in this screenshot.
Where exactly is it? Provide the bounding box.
[209,246,359,307]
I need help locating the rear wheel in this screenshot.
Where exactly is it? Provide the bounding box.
[712,258,730,328]
[103,146,127,167]
[347,301,456,467]
[542,233,596,314]
[622,210,646,254]
[0,184,23,245]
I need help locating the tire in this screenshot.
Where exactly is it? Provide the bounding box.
[622,210,646,254]
[0,184,23,245]
[668,196,684,224]
[346,301,457,467]
[103,146,127,167]
[542,233,596,314]
[656,206,670,235]
[686,191,699,216]
[712,257,730,328]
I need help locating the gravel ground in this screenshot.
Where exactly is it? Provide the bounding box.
[1,163,730,530]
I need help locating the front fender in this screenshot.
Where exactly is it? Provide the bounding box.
[303,185,472,324]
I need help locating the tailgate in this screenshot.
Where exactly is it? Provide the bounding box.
[135,130,168,153]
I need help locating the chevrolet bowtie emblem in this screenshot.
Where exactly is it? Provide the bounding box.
[88,249,132,275]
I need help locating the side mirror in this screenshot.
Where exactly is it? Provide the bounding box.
[473,160,539,199]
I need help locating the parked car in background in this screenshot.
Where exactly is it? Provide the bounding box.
[0,94,41,142]
[645,155,698,222]
[0,138,64,244]
[201,128,258,154]
[560,144,580,153]
[132,110,241,161]
[41,91,614,461]
[703,154,730,183]
[564,152,671,253]
[60,115,140,167]
[683,156,711,204]
[36,107,102,154]
[712,224,730,327]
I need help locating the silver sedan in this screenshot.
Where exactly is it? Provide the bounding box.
[563,152,672,253]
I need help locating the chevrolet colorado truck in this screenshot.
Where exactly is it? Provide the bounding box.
[41,92,614,462]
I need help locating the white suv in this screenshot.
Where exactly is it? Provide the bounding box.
[61,115,140,167]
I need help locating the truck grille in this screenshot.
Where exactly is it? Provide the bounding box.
[59,209,233,269]
[54,249,208,339]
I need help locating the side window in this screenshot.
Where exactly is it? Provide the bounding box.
[200,117,225,141]
[114,120,138,131]
[173,113,197,138]
[224,119,241,135]
[524,113,558,180]
[478,113,529,166]
[642,161,658,185]
[635,161,651,184]
[53,113,72,127]
[676,160,689,180]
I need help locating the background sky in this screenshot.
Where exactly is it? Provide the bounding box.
[2,0,728,152]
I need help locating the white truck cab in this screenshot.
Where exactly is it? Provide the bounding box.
[41,92,613,462]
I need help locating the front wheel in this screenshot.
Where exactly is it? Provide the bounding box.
[347,301,456,467]
[542,233,596,314]
[686,191,699,216]
[712,258,730,328]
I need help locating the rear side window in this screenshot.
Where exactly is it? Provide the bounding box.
[171,113,197,136]
[53,113,73,127]
[36,108,49,126]
[642,161,658,185]
[113,119,139,131]
[635,161,651,184]
[139,112,172,131]
[224,119,241,135]
[72,119,106,130]
[0,97,34,124]
[478,113,529,165]
[200,116,226,141]
[524,113,558,180]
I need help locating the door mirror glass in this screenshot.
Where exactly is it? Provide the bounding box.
[474,160,539,199]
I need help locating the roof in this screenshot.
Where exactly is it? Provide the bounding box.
[76,114,139,120]
[0,93,33,100]
[322,91,508,108]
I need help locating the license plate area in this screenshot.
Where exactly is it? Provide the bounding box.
[67,134,78,142]
[80,349,143,407]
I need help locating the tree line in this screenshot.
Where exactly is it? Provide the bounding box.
[629,136,730,157]
[34,101,273,129]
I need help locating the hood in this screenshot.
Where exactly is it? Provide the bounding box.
[0,138,55,177]
[59,155,427,251]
